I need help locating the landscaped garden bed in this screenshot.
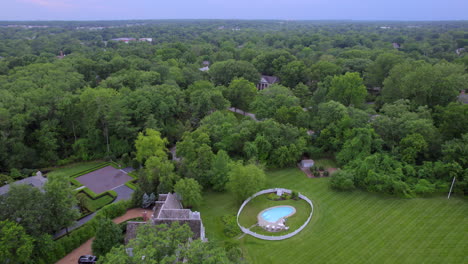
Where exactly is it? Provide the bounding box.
[76,189,117,217]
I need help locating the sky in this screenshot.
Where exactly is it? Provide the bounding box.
[0,0,467,21]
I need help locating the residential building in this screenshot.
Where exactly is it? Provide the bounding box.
[125,193,206,244]
[0,172,47,196]
[257,75,280,90]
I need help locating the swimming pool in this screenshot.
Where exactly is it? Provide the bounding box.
[260,206,295,223]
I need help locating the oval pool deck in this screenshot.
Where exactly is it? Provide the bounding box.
[237,188,314,241]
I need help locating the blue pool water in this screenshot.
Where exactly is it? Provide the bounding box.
[261,206,294,223]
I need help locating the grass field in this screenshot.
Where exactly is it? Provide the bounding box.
[46,161,104,178]
[197,168,467,264]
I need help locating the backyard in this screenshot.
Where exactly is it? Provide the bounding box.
[198,168,468,264]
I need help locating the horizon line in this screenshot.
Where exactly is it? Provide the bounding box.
[0,18,467,22]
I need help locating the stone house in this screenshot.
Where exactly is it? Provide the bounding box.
[125,193,206,244]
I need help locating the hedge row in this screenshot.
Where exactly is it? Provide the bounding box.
[124,171,138,190]
[76,189,117,217]
[52,200,132,262]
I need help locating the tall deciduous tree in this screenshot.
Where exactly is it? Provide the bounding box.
[224,78,257,111]
[43,172,80,234]
[382,61,467,107]
[0,220,34,264]
[326,72,367,108]
[399,133,428,164]
[100,223,236,263]
[227,162,266,202]
[92,217,122,257]
[210,60,260,86]
[209,150,232,192]
[135,128,168,164]
[174,178,203,208]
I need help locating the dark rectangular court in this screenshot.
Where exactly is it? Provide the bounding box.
[76,166,133,194]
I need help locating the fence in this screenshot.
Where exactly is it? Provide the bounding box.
[236,188,314,241]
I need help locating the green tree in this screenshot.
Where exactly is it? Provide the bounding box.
[399,133,428,164]
[174,178,203,208]
[309,60,342,82]
[336,127,383,165]
[253,50,295,75]
[382,61,467,107]
[188,81,230,122]
[224,78,257,111]
[182,240,234,264]
[279,60,307,88]
[365,52,404,87]
[442,134,468,168]
[251,84,300,120]
[435,103,468,140]
[135,128,168,164]
[0,220,34,264]
[100,223,236,263]
[43,172,80,234]
[227,162,266,203]
[330,170,355,191]
[210,60,260,86]
[0,184,47,237]
[327,72,367,108]
[92,217,122,257]
[209,150,232,192]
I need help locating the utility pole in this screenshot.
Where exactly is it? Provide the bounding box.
[447,176,456,199]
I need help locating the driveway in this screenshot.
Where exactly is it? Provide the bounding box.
[55,208,146,264]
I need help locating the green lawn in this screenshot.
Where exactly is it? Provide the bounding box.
[46,161,104,178]
[197,168,467,264]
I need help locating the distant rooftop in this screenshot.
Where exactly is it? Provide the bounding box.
[458,90,468,104]
[0,174,47,196]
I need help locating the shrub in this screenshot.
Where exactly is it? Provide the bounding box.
[266,193,278,200]
[323,171,330,177]
[414,179,436,196]
[291,191,298,200]
[319,166,324,171]
[330,170,355,191]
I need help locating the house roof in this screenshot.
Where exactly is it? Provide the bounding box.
[260,75,279,85]
[199,66,209,72]
[458,92,468,104]
[0,175,47,195]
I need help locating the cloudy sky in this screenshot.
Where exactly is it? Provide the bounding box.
[0,0,467,21]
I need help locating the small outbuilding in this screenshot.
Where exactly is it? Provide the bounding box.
[300,159,315,168]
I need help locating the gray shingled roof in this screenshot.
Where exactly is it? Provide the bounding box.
[260,75,280,85]
[0,175,47,195]
[458,93,468,104]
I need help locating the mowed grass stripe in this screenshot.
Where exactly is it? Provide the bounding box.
[198,168,467,264]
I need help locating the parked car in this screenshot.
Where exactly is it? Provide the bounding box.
[78,255,98,264]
